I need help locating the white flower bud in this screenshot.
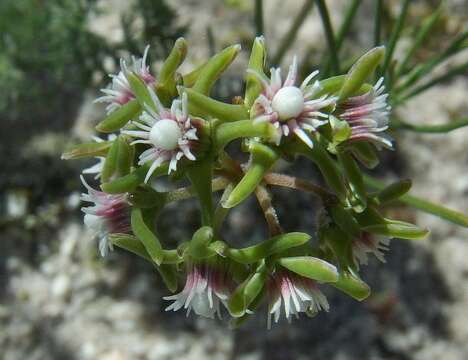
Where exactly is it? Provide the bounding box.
[149,119,182,150]
[272,86,304,120]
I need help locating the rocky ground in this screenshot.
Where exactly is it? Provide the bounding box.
[1,0,468,359]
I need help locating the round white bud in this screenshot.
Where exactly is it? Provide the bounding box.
[149,119,182,150]
[271,86,305,121]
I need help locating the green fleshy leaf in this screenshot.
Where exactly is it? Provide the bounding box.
[277,256,338,283]
[329,205,361,238]
[127,72,157,111]
[349,142,380,169]
[244,36,266,108]
[156,264,179,293]
[110,233,179,292]
[228,263,266,317]
[96,100,141,133]
[375,179,412,204]
[226,232,310,264]
[192,44,241,95]
[332,271,371,301]
[101,136,133,182]
[215,120,275,150]
[337,150,367,212]
[158,37,187,86]
[339,46,385,101]
[101,163,169,194]
[185,88,248,122]
[188,226,215,259]
[222,142,278,208]
[329,115,351,143]
[131,208,164,265]
[363,221,429,240]
[61,141,112,160]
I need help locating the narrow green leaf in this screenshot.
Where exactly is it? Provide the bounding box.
[228,264,266,317]
[245,36,266,108]
[158,37,187,85]
[185,88,248,121]
[61,141,112,160]
[96,100,141,133]
[215,120,275,150]
[278,256,338,283]
[127,72,156,111]
[330,205,361,238]
[131,208,164,265]
[364,175,468,228]
[337,150,367,212]
[363,221,429,240]
[375,179,412,204]
[192,44,241,95]
[101,164,169,194]
[349,142,380,169]
[332,271,370,301]
[188,226,214,259]
[339,46,385,101]
[226,232,310,264]
[156,264,179,293]
[222,142,278,208]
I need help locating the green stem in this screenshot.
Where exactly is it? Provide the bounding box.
[395,4,443,77]
[254,0,264,36]
[364,175,468,228]
[271,0,314,66]
[391,116,468,134]
[380,0,410,81]
[315,0,339,74]
[373,0,383,47]
[395,62,468,104]
[396,31,468,93]
[322,0,361,77]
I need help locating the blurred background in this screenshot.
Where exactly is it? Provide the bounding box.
[1,0,467,359]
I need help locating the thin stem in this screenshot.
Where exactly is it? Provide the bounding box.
[395,4,443,77]
[322,0,361,77]
[391,116,468,134]
[380,0,410,81]
[165,177,230,203]
[395,62,468,104]
[373,0,383,47]
[396,31,468,93]
[255,184,283,236]
[263,173,334,200]
[254,0,264,36]
[315,0,339,74]
[206,25,216,56]
[271,0,314,66]
[364,175,468,228]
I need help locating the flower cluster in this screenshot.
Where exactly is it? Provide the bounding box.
[64,39,428,328]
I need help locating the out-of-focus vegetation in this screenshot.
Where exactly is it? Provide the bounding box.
[0,0,185,122]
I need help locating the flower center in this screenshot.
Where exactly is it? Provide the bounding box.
[271,86,304,121]
[149,119,182,150]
